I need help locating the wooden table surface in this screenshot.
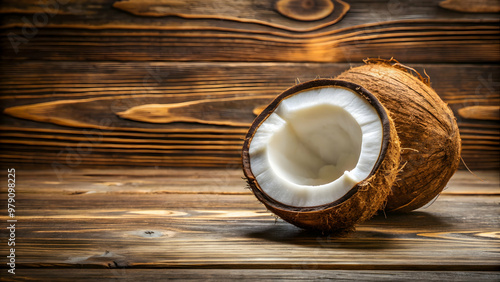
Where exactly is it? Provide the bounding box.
[0,168,499,280]
[0,0,499,170]
[1,0,499,280]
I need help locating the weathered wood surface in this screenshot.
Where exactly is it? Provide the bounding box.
[0,1,499,62]
[0,0,499,169]
[0,0,498,280]
[0,169,498,280]
[1,62,498,169]
[3,270,500,281]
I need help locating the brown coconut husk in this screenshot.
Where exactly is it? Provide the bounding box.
[336,58,462,212]
[241,79,401,233]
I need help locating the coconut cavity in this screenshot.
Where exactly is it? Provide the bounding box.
[249,87,383,207]
[242,80,401,233]
[267,104,362,186]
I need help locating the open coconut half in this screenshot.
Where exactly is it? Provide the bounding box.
[242,80,400,233]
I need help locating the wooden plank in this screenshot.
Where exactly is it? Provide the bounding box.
[0,169,498,271]
[2,0,497,35]
[2,269,500,281]
[1,25,498,63]
[1,62,498,169]
[1,169,496,195]
[2,202,500,268]
[0,197,498,269]
[0,0,498,62]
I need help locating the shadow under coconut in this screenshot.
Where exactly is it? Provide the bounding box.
[245,211,451,250]
[245,224,395,250]
[369,211,453,231]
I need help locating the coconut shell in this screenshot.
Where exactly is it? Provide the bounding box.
[242,79,401,233]
[336,58,462,212]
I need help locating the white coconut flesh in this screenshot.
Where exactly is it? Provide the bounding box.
[249,87,384,207]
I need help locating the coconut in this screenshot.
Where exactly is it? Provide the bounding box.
[336,58,462,212]
[241,79,401,233]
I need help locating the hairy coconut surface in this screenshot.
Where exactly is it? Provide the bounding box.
[242,79,401,233]
[336,58,462,212]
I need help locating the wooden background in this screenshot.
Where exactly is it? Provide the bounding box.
[0,0,499,170]
[0,1,499,280]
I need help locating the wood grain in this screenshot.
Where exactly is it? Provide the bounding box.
[0,169,498,276]
[113,0,349,32]
[0,1,499,62]
[1,168,494,195]
[0,1,498,279]
[115,96,272,126]
[1,24,498,63]
[2,0,497,36]
[2,270,500,282]
[1,62,498,169]
[458,105,500,120]
[439,0,500,13]
[275,0,336,22]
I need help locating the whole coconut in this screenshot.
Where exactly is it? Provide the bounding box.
[336,58,462,212]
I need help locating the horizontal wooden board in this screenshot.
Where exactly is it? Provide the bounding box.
[0,0,499,62]
[0,169,498,274]
[1,62,498,169]
[0,169,496,195]
[2,269,500,281]
[2,0,498,35]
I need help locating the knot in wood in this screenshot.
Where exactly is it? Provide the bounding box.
[275,0,334,21]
